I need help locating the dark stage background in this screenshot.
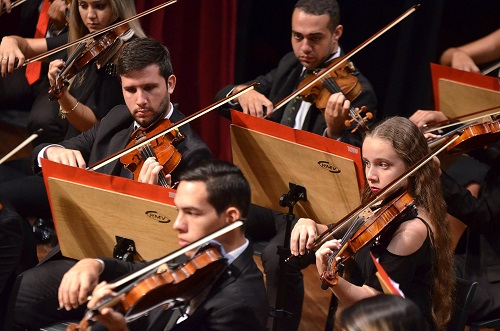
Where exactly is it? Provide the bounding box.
[137,0,499,160]
[2,0,499,160]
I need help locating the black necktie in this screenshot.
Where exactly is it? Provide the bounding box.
[280,70,311,127]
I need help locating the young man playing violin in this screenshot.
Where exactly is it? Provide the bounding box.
[19,160,269,330]
[215,0,376,147]
[215,1,377,329]
[13,37,212,329]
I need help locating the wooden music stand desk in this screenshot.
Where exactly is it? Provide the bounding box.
[230,111,363,224]
[439,79,500,121]
[42,159,179,261]
[431,63,500,120]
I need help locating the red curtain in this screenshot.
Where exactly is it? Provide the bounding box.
[135,0,236,161]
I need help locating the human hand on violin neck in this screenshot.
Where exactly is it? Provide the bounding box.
[83,281,129,331]
[323,92,353,139]
[290,218,328,256]
[315,239,342,281]
[409,109,448,130]
[48,59,67,91]
[48,0,70,31]
[137,156,171,186]
[58,258,102,311]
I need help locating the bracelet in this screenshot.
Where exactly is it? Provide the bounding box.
[59,101,79,119]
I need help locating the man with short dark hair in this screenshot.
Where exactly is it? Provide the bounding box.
[19,160,269,330]
[13,37,213,329]
[215,1,377,330]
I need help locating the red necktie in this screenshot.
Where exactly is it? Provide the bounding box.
[25,0,51,85]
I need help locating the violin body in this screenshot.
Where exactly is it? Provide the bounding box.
[297,56,372,132]
[346,191,415,256]
[119,118,184,187]
[444,118,500,156]
[321,191,416,288]
[49,24,131,100]
[122,247,227,321]
[68,247,227,330]
[300,57,362,110]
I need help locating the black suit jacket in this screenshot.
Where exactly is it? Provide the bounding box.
[33,105,212,183]
[215,51,377,147]
[441,156,500,321]
[99,244,269,331]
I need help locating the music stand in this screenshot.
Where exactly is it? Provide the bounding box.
[438,79,500,121]
[230,111,362,330]
[231,111,363,224]
[42,159,179,261]
[431,62,500,118]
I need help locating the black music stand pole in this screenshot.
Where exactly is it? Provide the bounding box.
[271,183,307,331]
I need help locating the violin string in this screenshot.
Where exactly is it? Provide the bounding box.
[272,5,419,112]
[140,145,169,188]
[327,215,365,265]
[24,0,178,65]
[90,83,257,172]
[321,76,359,121]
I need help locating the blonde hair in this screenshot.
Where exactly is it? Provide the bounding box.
[68,0,146,57]
[362,117,455,330]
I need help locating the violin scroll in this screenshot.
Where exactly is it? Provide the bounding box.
[48,74,71,101]
[344,106,373,132]
[320,259,343,290]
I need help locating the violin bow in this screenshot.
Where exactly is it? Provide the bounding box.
[267,4,420,116]
[0,0,27,15]
[0,128,42,165]
[481,60,500,76]
[82,220,243,316]
[22,0,178,66]
[311,131,460,251]
[88,83,258,172]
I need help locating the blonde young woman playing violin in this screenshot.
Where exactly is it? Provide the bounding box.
[49,0,145,136]
[295,115,454,330]
[0,0,146,222]
[0,0,145,141]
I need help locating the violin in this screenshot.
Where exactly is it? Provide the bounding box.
[86,83,258,174]
[298,56,372,132]
[269,5,420,131]
[427,116,500,156]
[444,118,500,156]
[48,23,132,100]
[320,191,416,288]
[119,114,184,188]
[68,246,227,330]
[20,1,177,68]
[286,126,458,263]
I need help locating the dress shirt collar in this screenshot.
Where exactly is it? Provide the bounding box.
[133,102,174,130]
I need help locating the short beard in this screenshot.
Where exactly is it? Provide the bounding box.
[137,97,170,128]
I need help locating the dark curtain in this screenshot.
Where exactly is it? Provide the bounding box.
[135,0,237,161]
[231,0,500,120]
[134,0,499,160]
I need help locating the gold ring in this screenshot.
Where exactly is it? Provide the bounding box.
[1,56,7,61]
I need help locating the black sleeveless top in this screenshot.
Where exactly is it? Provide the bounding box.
[354,214,435,328]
